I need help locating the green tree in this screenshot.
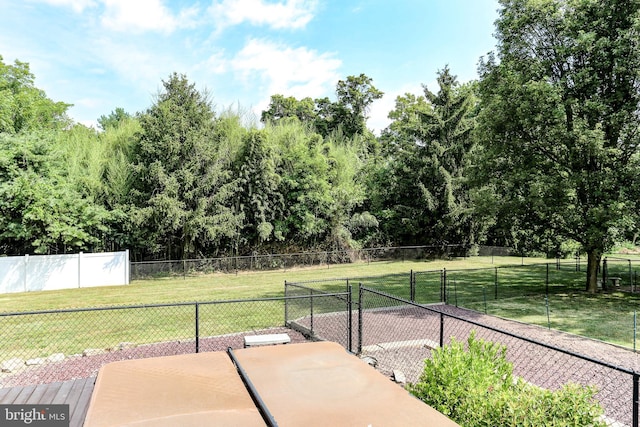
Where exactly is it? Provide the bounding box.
[333,73,384,138]
[377,67,478,246]
[260,95,315,124]
[98,107,132,131]
[477,0,640,292]
[236,129,284,246]
[58,119,141,253]
[0,55,70,133]
[131,73,242,259]
[260,74,383,139]
[0,132,109,254]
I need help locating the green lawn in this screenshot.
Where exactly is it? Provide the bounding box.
[465,292,640,349]
[3,255,640,362]
[0,256,540,313]
[0,256,545,361]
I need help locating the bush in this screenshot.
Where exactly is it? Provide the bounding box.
[407,332,606,426]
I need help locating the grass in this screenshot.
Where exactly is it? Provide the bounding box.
[0,256,539,313]
[464,292,640,349]
[3,255,640,362]
[0,256,543,362]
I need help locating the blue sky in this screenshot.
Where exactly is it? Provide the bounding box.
[0,0,500,132]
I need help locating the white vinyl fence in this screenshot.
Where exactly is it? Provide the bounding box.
[0,251,129,294]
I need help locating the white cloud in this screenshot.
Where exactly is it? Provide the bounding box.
[100,0,198,33]
[74,97,104,109]
[95,38,182,87]
[34,0,198,33]
[231,38,341,99]
[34,0,97,13]
[209,0,317,31]
[197,50,229,75]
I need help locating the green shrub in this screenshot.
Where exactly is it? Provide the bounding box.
[407,332,606,426]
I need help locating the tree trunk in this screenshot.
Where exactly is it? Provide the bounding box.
[585,249,601,293]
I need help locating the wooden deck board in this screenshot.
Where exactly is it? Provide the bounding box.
[0,377,95,427]
[0,385,24,404]
[70,378,95,427]
[25,383,51,404]
[13,384,37,403]
[39,381,63,403]
[0,384,14,402]
[52,379,75,404]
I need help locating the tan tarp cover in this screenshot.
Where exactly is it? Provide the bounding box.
[234,341,459,426]
[83,352,266,427]
[85,341,459,426]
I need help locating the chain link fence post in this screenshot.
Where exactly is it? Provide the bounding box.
[195,302,200,353]
[358,283,363,355]
[409,270,416,302]
[634,372,639,427]
[546,263,549,296]
[443,268,447,304]
[439,311,444,348]
[347,283,352,353]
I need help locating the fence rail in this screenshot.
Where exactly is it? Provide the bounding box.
[0,293,349,388]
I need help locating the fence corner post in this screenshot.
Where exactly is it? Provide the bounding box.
[125,249,130,285]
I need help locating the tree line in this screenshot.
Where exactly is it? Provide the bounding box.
[1,0,639,291]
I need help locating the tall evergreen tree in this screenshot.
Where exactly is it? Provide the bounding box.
[131,73,242,259]
[378,67,478,245]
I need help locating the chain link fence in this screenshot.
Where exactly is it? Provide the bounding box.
[0,293,349,388]
[284,282,354,352]
[130,245,467,279]
[6,257,638,424]
[285,261,587,307]
[441,262,585,307]
[356,286,638,427]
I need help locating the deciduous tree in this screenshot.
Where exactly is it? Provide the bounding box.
[0,56,70,133]
[478,0,640,292]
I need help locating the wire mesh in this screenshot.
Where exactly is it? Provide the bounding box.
[284,284,353,352]
[605,257,640,292]
[0,295,349,388]
[129,245,468,279]
[358,286,637,427]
